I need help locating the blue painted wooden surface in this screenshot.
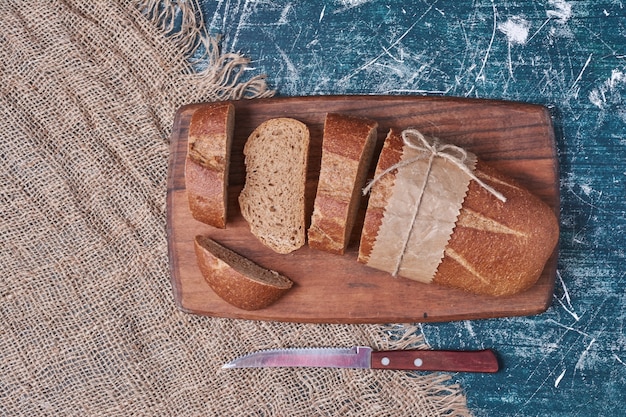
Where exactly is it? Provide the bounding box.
[198,1,625,415]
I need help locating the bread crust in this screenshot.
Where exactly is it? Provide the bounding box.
[433,161,559,296]
[358,129,559,297]
[308,113,378,254]
[358,129,403,263]
[185,102,235,228]
[194,236,293,310]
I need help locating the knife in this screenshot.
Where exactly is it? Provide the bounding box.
[222,346,499,373]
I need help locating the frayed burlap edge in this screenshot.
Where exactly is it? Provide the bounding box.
[134,0,276,102]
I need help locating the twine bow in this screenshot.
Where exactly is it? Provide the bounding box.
[363,129,507,203]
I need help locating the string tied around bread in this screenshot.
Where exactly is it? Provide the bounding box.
[363,129,506,278]
[362,129,507,203]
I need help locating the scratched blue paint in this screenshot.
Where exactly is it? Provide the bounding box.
[199,1,625,415]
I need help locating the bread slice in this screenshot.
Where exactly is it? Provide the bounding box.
[185,102,235,228]
[238,118,310,254]
[308,113,378,254]
[194,235,293,310]
[359,129,559,297]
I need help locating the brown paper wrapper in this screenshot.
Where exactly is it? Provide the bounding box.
[367,135,477,283]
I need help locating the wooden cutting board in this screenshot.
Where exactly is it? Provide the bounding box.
[166,95,559,324]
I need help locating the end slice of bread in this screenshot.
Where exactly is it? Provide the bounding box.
[185,102,235,228]
[194,235,293,310]
[238,118,310,254]
[308,113,378,254]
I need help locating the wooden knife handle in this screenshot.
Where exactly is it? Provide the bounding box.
[371,349,499,373]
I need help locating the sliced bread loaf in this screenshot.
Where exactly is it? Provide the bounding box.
[194,235,293,310]
[185,102,235,228]
[238,118,310,254]
[358,129,559,297]
[308,113,378,254]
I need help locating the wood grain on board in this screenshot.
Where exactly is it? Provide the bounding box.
[166,95,559,324]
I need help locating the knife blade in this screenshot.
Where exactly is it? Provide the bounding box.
[222,346,499,373]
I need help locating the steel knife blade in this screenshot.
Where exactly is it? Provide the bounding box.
[222,346,499,373]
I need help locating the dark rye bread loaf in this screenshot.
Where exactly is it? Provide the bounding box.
[194,236,293,310]
[185,102,235,228]
[238,118,310,254]
[308,113,378,254]
[358,129,559,297]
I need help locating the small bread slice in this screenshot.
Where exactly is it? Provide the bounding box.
[308,113,378,254]
[185,102,235,228]
[194,235,293,310]
[238,118,310,254]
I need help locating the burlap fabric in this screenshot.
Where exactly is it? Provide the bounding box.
[0,1,470,415]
